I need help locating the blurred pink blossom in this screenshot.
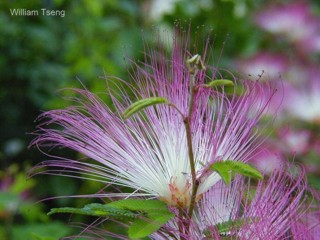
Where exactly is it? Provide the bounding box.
[249,146,285,174]
[237,53,288,80]
[283,70,320,123]
[256,2,320,53]
[278,127,311,155]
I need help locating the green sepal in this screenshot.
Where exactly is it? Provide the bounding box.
[205,79,234,88]
[122,97,168,119]
[210,160,263,185]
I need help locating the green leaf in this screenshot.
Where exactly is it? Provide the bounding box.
[110,199,174,238]
[48,199,174,238]
[228,161,263,180]
[128,211,174,239]
[48,203,137,220]
[211,161,232,184]
[122,97,168,119]
[206,79,234,88]
[210,160,263,185]
[108,199,167,212]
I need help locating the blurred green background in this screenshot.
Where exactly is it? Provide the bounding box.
[1,0,320,239]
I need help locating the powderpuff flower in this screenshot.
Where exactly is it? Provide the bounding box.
[154,168,316,240]
[30,31,275,208]
[236,53,288,81]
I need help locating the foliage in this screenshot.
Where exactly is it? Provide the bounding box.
[1,1,149,236]
[0,0,147,168]
[49,199,174,238]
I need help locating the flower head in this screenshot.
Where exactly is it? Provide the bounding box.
[30,30,275,208]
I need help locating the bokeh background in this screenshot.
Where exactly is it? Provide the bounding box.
[1,0,320,239]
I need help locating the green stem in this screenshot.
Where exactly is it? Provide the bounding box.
[184,119,196,191]
[185,72,199,220]
[187,177,199,218]
[183,55,205,232]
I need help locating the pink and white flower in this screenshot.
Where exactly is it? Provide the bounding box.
[30,32,275,208]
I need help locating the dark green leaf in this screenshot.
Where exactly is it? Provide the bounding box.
[122,97,168,119]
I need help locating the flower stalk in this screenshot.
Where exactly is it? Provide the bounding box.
[184,54,206,223]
